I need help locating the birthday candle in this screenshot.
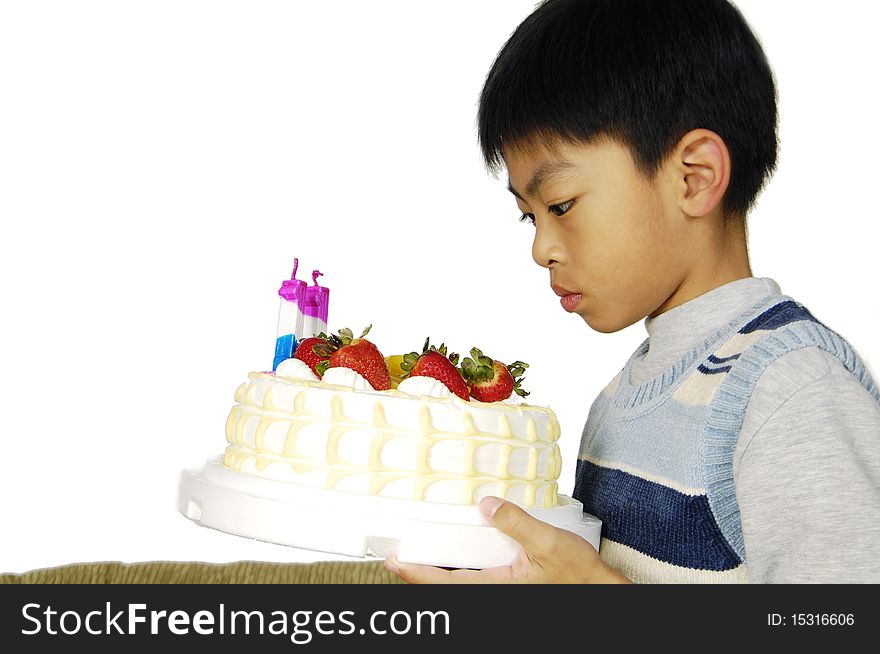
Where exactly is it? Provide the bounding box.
[273,259,307,371]
[301,270,330,339]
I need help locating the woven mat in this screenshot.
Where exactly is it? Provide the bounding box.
[0,561,404,584]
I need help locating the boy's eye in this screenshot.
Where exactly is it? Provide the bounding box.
[549,200,574,216]
[517,200,573,225]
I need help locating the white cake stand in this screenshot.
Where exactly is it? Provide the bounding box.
[178,457,602,570]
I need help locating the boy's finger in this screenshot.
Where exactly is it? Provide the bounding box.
[479,496,557,557]
[384,556,513,584]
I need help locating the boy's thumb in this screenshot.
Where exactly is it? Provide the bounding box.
[479,496,553,555]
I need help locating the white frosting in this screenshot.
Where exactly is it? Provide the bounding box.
[221,371,561,507]
[275,358,319,381]
[320,366,373,391]
[396,375,452,399]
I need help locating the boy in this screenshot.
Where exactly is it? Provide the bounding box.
[386,0,880,583]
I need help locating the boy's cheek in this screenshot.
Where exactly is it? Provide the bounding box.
[581,269,668,333]
[573,285,634,333]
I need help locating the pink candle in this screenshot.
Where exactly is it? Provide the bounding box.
[302,270,330,338]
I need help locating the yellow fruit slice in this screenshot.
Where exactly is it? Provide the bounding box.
[385,355,407,389]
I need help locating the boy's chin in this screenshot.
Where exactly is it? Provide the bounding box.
[580,309,639,334]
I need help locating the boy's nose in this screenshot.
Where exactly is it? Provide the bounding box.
[531,219,561,269]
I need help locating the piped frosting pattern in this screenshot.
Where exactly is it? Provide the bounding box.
[223,371,562,507]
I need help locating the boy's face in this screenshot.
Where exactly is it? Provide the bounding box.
[505,137,698,333]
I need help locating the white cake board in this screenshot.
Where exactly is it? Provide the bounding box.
[178,457,602,570]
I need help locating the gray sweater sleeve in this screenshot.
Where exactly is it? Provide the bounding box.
[733,348,880,583]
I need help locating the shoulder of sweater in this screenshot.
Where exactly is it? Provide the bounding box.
[754,346,846,390]
[734,347,878,467]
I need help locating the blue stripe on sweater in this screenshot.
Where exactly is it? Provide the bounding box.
[697,363,732,375]
[573,460,742,571]
[707,353,740,364]
[739,300,818,334]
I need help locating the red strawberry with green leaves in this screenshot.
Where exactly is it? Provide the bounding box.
[313,325,391,391]
[293,333,332,376]
[400,338,470,401]
[460,347,529,402]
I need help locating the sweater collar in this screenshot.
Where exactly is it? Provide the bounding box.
[643,277,781,364]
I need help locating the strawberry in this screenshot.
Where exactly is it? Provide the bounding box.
[293,334,332,376]
[313,325,391,391]
[400,338,470,401]
[460,347,529,403]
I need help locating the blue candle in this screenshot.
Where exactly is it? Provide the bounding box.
[273,259,307,371]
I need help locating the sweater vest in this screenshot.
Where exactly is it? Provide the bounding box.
[573,295,880,583]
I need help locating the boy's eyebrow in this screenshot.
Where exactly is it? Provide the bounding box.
[507,159,577,200]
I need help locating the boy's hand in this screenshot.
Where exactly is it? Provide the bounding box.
[384,496,629,584]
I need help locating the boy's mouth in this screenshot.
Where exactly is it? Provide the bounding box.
[552,284,583,313]
[560,293,582,312]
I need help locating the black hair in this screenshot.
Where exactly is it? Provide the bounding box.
[477,0,778,220]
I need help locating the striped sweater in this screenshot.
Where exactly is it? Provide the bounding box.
[573,294,880,583]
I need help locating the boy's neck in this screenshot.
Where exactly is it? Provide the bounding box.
[651,219,752,318]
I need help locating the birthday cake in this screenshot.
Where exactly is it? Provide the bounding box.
[223,333,561,508]
[178,261,599,568]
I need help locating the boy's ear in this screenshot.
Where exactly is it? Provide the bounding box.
[671,129,731,218]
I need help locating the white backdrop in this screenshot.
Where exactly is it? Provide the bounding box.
[1,0,877,573]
